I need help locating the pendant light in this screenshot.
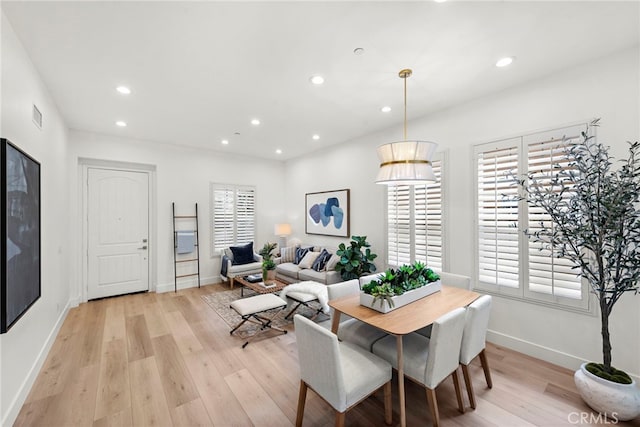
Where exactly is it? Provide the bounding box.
[375,69,438,185]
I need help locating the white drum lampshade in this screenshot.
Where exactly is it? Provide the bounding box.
[376,140,437,185]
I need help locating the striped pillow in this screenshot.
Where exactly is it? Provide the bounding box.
[281,246,296,263]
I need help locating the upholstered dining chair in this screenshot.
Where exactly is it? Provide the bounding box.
[325,279,388,350]
[416,272,471,338]
[372,307,467,427]
[460,294,493,409]
[293,315,393,427]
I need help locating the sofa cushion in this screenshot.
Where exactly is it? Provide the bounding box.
[312,249,333,272]
[281,246,297,263]
[276,262,301,278]
[230,242,254,265]
[298,251,321,269]
[294,247,311,264]
[298,268,328,283]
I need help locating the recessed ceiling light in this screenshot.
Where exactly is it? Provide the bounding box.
[221,139,229,145]
[381,106,392,113]
[275,149,282,154]
[115,121,127,127]
[496,56,514,67]
[434,0,447,3]
[353,48,365,55]
[312,134,320,140]
[116,86,131,95]
[310,75,325,85]
[251,119,260,125]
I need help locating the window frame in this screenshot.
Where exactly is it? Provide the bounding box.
[473,124,593,313]
[210,183,256,255]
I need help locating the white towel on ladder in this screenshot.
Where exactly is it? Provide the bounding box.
[176,231,195,254]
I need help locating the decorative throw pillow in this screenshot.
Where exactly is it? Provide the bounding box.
[281,246,297,263]
[294,247,311,264]
[312,249,333,272]
[298,251,321,269]
[325,253,340,271]
[230,242,254,265]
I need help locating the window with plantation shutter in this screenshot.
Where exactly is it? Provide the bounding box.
[474,124,590,311]
[386,153,445,271]
[476,141,520,292]
[524,127,587,306]
[210,184,256,253]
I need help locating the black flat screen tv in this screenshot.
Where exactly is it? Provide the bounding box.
[1,138,41,333]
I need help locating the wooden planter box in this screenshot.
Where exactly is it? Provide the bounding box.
[360,280,442,313]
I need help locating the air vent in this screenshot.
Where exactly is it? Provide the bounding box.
[32,104,42,129]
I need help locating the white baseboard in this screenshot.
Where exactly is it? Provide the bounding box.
[2,300,71,427]
[155,275,219,293]
[486,330,640,382]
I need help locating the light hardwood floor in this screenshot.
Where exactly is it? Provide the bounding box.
[14,284,640,426]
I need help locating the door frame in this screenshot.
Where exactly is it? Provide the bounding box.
[79,158,157,303]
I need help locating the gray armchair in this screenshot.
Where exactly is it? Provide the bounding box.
[220,244,263,288]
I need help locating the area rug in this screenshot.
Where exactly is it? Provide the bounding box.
[201,288,328,339]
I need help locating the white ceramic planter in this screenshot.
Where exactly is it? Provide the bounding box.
[574,362,640,421]
[360,280,442,313]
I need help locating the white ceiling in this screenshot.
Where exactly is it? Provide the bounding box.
[2,1,639,160]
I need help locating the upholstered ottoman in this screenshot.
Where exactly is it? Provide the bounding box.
[229,293,287,348]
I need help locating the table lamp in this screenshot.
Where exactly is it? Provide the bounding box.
[274,223,292,251]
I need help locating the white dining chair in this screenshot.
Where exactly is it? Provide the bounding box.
[326,279,388,350]
[460,294,493,409]
[372,307,467,427]
[293,314,393,427]
[415,272,471,338]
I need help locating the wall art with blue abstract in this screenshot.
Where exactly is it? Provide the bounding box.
[305,189,350,237]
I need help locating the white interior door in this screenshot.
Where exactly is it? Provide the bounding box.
[87,168,149,299]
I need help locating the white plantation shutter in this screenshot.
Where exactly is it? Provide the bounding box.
[476,140,520,292]
[235,188,256,245]
[211,184,256,252]
[387,154,444,271]
[524,127,587,306]
[387,185,411,267]
[474,124,590,311]
[415,159,443,271]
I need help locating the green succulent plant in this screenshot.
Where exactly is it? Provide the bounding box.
[362,261,440,309]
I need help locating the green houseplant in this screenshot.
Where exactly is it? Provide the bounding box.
[361,261,440,309]
[259,242,277,282]
[335,235,377,280]
[516,120,640,418]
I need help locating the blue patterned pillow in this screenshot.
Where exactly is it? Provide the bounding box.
[312,249,332,272]
[294,247,310,265]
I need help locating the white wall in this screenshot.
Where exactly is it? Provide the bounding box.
[284,46,640,378]
[0,11,72,426]
[67,130,286,298]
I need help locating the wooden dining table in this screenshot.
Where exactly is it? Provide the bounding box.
[329,285,480,427]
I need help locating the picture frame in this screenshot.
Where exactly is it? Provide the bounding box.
[1,138,41,334]
[305,189,350,237]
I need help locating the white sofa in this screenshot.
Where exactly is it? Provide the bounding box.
[275,246,342,285]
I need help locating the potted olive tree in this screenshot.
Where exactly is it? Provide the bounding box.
[517,120,640,420]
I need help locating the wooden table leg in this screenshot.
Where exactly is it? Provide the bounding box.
[331,310,341,334]
[397,335,406,427]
